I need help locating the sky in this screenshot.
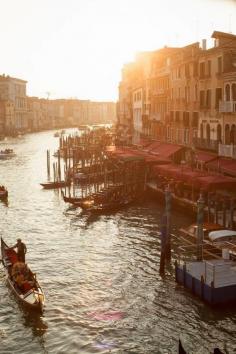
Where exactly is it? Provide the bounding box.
[0,0,236,101]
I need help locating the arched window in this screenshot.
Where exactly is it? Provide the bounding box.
[232,84,236,101]
[217,124,222,142]
[225,124,230,144]
[206,124,210,142]
[230,124,236,144]
[225,84,230,101]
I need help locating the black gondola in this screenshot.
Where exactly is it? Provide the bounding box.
[86,197,133,214]
[1,238,45,313]
[40,180,71,189]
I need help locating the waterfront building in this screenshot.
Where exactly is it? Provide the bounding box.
[88,101,116,124]
[0,74,28,134]
[117,52,152,144]
[117,31,236,158]
[0,100,14,134]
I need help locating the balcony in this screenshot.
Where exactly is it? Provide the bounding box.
[193,138,218,152]
[219,101,236,113]
[218,143,236,159]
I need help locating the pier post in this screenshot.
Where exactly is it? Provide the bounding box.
[47,150,50,178]
[165,185,172,261]
[197,193,204,261]
[229,198,235,229]
[159,213,167,275]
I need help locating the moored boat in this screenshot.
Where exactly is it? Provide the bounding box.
[0,149,16,160]
[1,238,45,313]
[40,180,71,189]
[86,197,133,214]
[0,186,8,199]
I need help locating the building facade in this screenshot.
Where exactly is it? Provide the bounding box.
[117,31,236,156]
[0,74,28,134]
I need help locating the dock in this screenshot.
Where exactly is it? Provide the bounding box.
[176,258,236,305]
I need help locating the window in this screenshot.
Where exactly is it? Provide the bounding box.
[200,90,205,108]
[207,60,211,76]
[193,62,198,77]
[206,89,211,108]
[185,63,190,78]
[194,84,198,101]
[215,88,222,109]
[200,62,205,78]
[217,57,222,74]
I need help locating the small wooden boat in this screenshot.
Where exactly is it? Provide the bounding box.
[1,238,45,313]
[86,198,133,214]
[179,222,224,243]
[0,186,8,199]
[62,193,91,205]
[0,149,16,160]
[40,180,71,189]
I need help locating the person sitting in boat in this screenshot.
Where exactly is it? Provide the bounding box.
[11,239,27,263]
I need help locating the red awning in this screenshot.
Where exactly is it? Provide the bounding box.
[195,151,218,164]
[153,164,206,182]
[207,158,236,177]
[149,143,184,158]
[195,174,236,191]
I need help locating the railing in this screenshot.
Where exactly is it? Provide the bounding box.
[219,100,236,113]
[218,143,236,159]
[193,138,218,152]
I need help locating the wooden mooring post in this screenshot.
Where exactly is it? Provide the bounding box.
[197,193,204,261]
[159,185,172,274]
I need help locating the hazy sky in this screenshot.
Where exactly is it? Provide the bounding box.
[0,0,235,101]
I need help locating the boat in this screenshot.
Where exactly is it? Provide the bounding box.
[0,186,8,199]
[1,238,45,313]
[179,222,224,243]
[86,197,133,214]
[0,149,16,160]
[40,180,71,189]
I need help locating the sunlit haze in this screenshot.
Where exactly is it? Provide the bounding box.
[1,0,236,101]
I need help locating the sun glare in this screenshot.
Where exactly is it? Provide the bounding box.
[0,0,235,100]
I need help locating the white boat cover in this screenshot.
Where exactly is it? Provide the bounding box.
[208,230,236,241]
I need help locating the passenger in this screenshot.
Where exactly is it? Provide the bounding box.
[11,239,27,263]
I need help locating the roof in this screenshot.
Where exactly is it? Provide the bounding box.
[209,230,236,242]
[195,151,217,164]
[153,164,206,182]
[211,31,236,40]
[144,142,184,158]
[207,158,236,177]
[195,174,236,191]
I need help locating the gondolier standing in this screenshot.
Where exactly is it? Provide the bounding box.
[11,239,27,263]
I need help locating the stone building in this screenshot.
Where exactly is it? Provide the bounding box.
[117,31,236,156]
[0,74,28,134]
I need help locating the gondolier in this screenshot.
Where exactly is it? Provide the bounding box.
[12,239,27,263]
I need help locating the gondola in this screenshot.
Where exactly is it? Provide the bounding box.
[1,238,45,313]
[86,197,133,214]
[40,180,71,189]
[0,186,8,200]
[62,192,93,206]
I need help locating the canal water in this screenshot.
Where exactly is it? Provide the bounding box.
[0,130,236,354]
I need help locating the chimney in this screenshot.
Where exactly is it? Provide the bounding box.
[202,39,207,50]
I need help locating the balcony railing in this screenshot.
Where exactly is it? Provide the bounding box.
[193,138,218,152]
[219,101,236,113]
[218,143,236,159]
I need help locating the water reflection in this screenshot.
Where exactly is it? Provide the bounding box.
[1,131,236,353]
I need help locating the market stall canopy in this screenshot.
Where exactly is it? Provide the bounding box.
[195,174,236,191]
[195,151,218,164]
[207,157,236,177]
